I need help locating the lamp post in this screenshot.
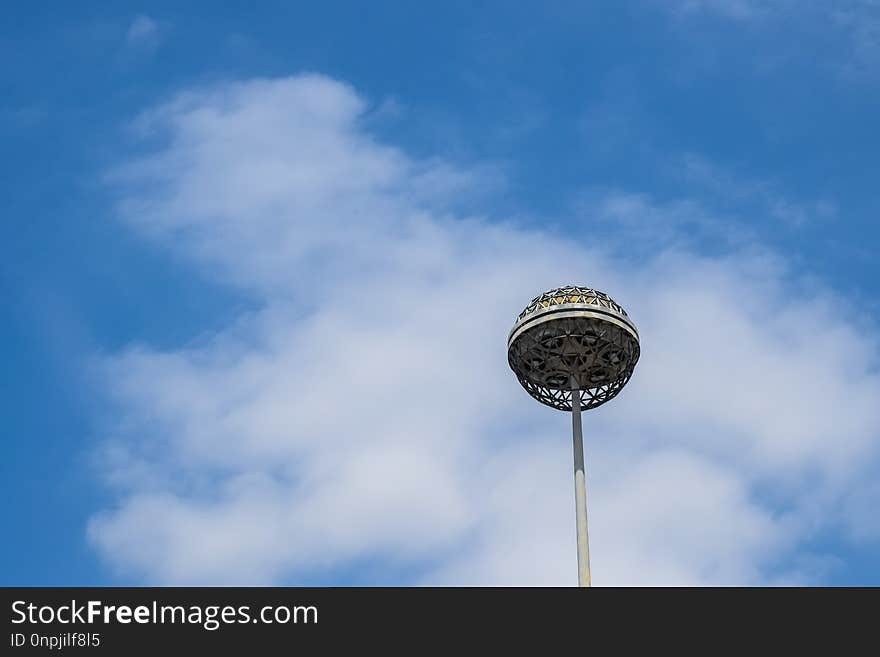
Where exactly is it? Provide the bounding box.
[507,285,640,587]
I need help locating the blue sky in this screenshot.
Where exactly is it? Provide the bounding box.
[2,1,879,586]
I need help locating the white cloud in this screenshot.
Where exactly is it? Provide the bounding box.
[671,0,772,20]
[661,0,880,76]
[126,15,161,49]
[89,75,880,585]
[677,154,837,227]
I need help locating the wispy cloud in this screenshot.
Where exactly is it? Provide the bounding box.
[125,14,162,50]
[670,0,775,20]
[660,0,880,76]
[678,154,837,227]
[572,154,836,258]
[89,75,880,585]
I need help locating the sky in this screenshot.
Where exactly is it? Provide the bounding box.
[2,1,879,586]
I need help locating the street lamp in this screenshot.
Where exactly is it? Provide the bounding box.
[507,285,640,587]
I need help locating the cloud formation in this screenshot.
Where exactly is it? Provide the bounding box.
[664,0,880,76]
[90,75,880,585]
[126,14,161,49]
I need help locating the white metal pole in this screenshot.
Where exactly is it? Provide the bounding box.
[571,380,591,587]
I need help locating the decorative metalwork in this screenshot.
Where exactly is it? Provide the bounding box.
[516,286,629,322]
[508,285,640,411]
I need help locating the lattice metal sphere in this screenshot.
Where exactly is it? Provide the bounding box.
[507,285,640,411]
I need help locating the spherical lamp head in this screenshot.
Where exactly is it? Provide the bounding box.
[507,285,640,411]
